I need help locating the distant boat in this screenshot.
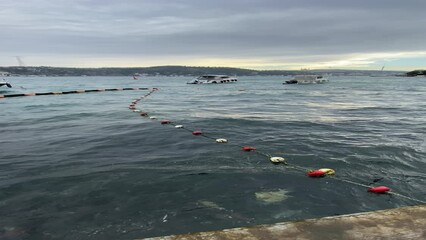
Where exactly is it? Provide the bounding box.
[133,73,141,80]
[187,75,238,84]
[283,75,328,84]
[370,65,386,77]
[0,80,12,88]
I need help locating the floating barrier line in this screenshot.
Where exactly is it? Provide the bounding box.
[167,122,277,159]
[330,176,371,188]
[164,122,276,158]
[0,87,153,99]
[387,192,426,204]
[328,177,425,204]
[130,91,426,205]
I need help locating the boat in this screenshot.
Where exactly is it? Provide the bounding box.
[284,75,328,84]
[187,75,238,84]
[0,80,12,88]
[133,73,141,80]
[370,65,386,77]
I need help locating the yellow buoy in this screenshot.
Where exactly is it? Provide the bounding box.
[318,168,335,175]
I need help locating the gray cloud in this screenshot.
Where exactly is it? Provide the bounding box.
[0,0,425,68]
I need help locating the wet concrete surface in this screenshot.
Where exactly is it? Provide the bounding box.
[143,204,426,240]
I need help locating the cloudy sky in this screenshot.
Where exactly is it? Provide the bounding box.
[1,0,425,70]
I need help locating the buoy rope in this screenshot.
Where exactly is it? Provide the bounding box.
[330,177,371,188]
[131,91,425,205]
[0,87,153,99]
[169,122,275,158]
[387,192,426,204]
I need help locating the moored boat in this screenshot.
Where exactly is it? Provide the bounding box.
[284,75,328,84]
[0,80,12,88]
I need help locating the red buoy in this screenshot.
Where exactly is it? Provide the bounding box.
[307,170,325,177]
[368,186,390,193]
[242,146,256,151]
[161,120,171,124]
[140,112,148,117]
[192,131,203,135]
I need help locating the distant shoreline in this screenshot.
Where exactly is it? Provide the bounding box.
[0,65,413,77]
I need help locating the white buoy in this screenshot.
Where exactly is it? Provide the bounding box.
[216,138,228,143]
[270,157,286,164]
[149,116,157,119]
[175,125,184,128]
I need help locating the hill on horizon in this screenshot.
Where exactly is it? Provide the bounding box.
[0,65,407,77]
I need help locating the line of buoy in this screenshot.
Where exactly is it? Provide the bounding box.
[129,90,426,204]
[0,87,153,99]
[128,88,159,115]
[127,93,307,171]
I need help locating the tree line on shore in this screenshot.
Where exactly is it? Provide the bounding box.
[0,65,419,77]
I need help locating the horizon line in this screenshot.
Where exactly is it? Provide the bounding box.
[0,65,414,72]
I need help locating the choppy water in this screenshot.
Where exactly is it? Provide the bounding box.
[1,76,425,239]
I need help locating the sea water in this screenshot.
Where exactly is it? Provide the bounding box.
[1,76,425,239]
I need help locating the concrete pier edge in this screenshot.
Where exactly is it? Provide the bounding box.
[143,204,426,240]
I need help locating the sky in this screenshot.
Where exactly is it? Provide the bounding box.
[0,0,425,70]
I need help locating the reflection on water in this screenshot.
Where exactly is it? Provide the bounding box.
[306,102,379,110]
[255,189,291,204]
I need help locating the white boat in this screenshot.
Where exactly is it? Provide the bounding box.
[187,75,238,84]
[284,75,328,84]
[0,80,12,88]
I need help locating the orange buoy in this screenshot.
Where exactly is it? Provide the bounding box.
[368,186,390,193]
[192,131,203,135]
[242,146,256,151]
